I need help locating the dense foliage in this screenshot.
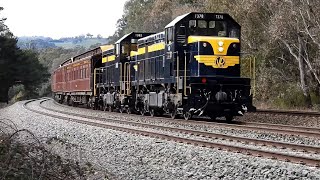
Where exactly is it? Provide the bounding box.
[3,1,320,108]
[0,7,49,102]
[108,0,320,109]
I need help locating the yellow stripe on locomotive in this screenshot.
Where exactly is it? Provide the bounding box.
[188,36,240,68]
[148,42,165,53]
[102,55,116,63]
[194,55,239,69]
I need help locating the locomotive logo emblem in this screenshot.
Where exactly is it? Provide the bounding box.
[215,57,225,68]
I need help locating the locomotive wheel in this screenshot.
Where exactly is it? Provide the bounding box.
[170,110,177,119]
[140,108,146,116]
[225,115,233,122]
[183,111,192,120]
[127,108,131,114]
[208,114,216,120]
[72,100,75,107]
[150,109,155,117]
[119,107,124,113]
[157,110,164,117]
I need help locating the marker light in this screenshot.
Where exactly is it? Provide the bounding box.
[218,47,224,52]
[218,41,224,47]
[203,43,207,48]
[201,77,207,84]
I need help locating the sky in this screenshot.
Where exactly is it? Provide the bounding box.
[0,0,128,39]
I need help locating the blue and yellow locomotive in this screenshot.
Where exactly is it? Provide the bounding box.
[95,12,254,121]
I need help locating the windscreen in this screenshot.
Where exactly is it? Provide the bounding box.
[188,20,240,38]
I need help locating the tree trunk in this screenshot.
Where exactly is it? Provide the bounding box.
[298,36,312,107]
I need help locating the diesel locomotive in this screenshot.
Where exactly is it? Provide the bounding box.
[52,12,255,121]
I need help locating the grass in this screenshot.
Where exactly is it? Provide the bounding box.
[0,118,108,179]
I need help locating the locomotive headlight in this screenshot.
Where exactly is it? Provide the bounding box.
[218,41,224,47]
[218,47,224,52]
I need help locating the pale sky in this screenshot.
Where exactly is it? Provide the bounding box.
[0,0,128,39]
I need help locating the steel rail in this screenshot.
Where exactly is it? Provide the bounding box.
[255,109,320,117]
[41,99,320,154]
[24,99,320,167]
[52,99,320,138]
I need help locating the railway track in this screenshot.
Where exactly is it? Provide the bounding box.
[52,99,320,139]
[255,109,320,117]
[25,99,320,167]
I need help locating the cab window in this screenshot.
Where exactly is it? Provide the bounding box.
[189,20,196,28]
[166,27,173,44]
[209,21,215,28]
[215,21,227,37]
[229,28,240,38]
[116,44,120,55]
[198,20,207,28]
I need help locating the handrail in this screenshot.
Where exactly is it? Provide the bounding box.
[176,53,179,95]
[184,51,188,96]
[127,62,131,96]
[119,62,122,95]
[93,68,97,96]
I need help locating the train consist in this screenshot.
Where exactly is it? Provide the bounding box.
[52,12,255,121]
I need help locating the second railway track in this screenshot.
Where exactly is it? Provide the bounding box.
[24,98,320,167]
[255,109,320,117]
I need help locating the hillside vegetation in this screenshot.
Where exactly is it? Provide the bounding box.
[18,35,108,49]
[2,1,320,109]
[108,0,320,109]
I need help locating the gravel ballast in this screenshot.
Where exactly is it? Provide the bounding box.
[35,100,320,160]
[0,100,320,179]
[42,100,320,148]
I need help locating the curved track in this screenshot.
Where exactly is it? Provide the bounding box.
[53,99,320,138]
[24,99,320,167]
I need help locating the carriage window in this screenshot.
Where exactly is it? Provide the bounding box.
[189,20,196,28]
[198,20,207,28]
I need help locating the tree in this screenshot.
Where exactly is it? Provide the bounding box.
[0,7,50,102]
[86,33,93,38]
[97,34,103,39]
[0,36,18,103]
[105,0,320,108]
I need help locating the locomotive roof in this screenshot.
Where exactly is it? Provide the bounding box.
[138,31,164,44]
[115,33,132,44]
[115,32,154,44]
[165,12,239,28]
[165,13,191,28]
[59,44,112,67]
